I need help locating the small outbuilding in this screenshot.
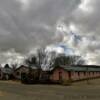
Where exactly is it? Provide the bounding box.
[0,64,13,80]
[14,65,29,80]
[14,65,39,81]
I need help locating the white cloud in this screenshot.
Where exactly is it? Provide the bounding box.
[16,0,31,10]
[0,49,25,66]
[78,0,94,13]
[55,21,100,65]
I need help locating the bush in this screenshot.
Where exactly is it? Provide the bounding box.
[61,79,72,86]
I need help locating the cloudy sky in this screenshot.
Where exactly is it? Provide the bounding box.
[0,0,100,65]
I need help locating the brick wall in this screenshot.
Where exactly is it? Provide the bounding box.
[50,67,100,83]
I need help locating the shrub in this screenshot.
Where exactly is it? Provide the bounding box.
[61,79,72,86]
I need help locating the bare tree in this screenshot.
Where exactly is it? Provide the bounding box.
[53,54,85,67]
[25,48,85,70]
[36,48,46,68]
[25,55,37,67]
[12,63,18,70]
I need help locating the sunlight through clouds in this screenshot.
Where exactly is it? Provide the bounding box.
[78,0,94,13]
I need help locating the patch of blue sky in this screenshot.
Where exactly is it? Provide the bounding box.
[56,43,74,55]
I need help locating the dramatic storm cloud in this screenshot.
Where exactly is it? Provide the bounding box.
[0,0,80,52]
[0,0,100,65]
[0,0,80,65]
[56,0,100,65]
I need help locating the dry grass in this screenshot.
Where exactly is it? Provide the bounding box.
[0,79,100,100]
[0,91,8,96]
[0,80,21,84]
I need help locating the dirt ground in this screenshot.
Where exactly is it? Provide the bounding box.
[0,79,100,100]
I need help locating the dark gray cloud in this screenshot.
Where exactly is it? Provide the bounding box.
[0,0,81,64]
[0,0,100,65]
[0,0,80,53]
[67,0,100,36]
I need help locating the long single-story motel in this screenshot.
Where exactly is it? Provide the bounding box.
[50,65,100,83]
[0,64,100,84]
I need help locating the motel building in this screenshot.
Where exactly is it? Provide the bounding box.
[50,65,100,83]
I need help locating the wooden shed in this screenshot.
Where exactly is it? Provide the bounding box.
[14,65,29,80]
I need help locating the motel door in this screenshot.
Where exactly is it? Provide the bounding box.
[68,71,71,80]
[59,72,62,81]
